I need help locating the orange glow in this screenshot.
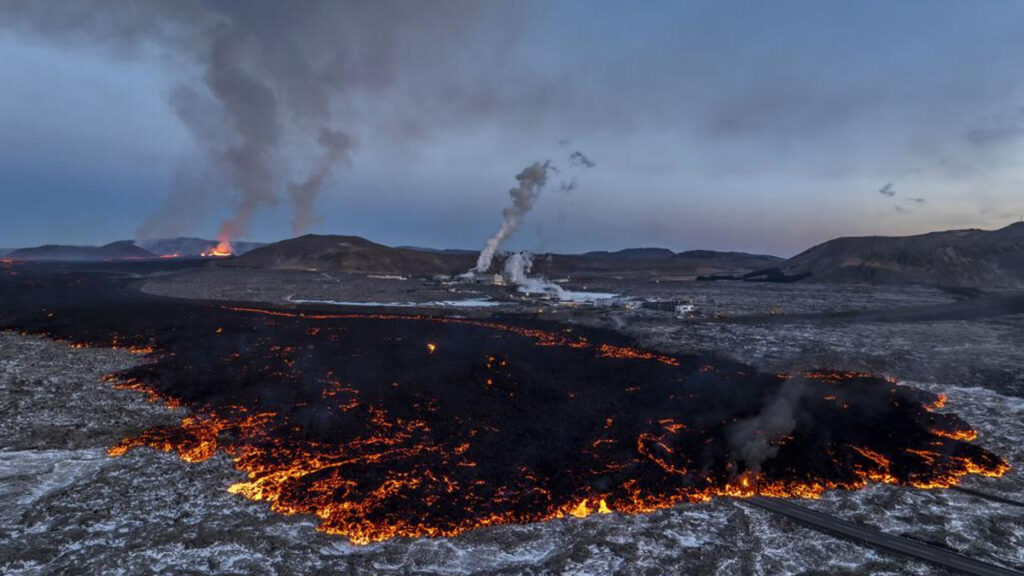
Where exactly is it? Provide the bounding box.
[98,307,1011,545]
[202,239,233,257]
[930,427,978,442]
[924,393,948,411]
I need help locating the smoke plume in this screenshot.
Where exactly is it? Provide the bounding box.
[727,379,806,473]
[0,1,527,243]
[288,129,355,234]
[474,161,553,273]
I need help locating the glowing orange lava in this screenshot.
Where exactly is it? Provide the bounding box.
[93,307,1009,545]
[202,239,233,257]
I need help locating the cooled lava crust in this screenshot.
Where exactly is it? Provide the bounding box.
[0,261,1008,544]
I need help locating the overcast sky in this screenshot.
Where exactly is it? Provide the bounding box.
[1,1,1023,256]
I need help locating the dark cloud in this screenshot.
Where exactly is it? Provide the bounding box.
[966,106,1024,146]
[569,151,595,168]
[879,183,896,197]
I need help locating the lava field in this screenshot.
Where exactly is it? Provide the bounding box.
[0,261,1009,544]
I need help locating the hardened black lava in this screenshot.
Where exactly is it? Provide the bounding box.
[0,260,1008,544]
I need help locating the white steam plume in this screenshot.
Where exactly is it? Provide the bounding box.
[473,160,552,273]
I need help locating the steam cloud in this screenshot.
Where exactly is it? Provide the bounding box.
[473,161,553,273]
[502,251,568,300]
[471,149,595,274]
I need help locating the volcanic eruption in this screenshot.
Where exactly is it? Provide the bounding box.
[0,264,1008,546]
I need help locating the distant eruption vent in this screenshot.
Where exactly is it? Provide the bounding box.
[201,238,234,257]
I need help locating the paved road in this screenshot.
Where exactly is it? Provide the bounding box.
[746,497,1024,576]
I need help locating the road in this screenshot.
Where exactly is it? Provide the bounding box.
[746,497,1024,576]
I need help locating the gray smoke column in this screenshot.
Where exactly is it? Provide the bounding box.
[202,22,282,245]
[727,378,806,473]
[474,160,553,273]
[0,1,514,244]
[288,128,355,234]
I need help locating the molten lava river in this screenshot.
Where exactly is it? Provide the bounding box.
[0,262,1010,545]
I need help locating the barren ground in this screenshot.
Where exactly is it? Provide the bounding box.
[2,265,1022,575]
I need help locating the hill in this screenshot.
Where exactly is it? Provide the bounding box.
[535,249,782,279]
[582,248,677,260]
[228,234,782,278]
[225,235,475,275]
[6,241,155,261]
[137,237,266,257]
[746,222,1024,288]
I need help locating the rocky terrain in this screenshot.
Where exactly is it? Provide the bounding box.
[3,251,1024,576]
[5,316,1020,576]
[223,234,783,280]
[226,234,477,275]
[748,222,1024,288]
[5,241,155,262]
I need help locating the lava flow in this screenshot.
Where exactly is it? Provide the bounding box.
[0,262,1010,545]
[201,239,233,257]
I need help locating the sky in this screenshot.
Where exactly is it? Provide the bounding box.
[1,1,1023,257]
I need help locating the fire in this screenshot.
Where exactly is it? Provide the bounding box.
[924,393,948,411]
[202,239,233,257]
[930,428,978,442]
[570,499,591,518]
[426,343,437,354]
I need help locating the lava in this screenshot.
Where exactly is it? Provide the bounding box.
[0,262,1011,545]
[202,239,233,257]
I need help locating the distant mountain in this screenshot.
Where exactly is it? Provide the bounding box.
[6,240,155,261]
[746,222,1024,288]
[583,247,677,260]
[226,234,475,275]
[536,249,782,279]
[225,234,784,278]
[137,237,266,257]
[396,246,479,256]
